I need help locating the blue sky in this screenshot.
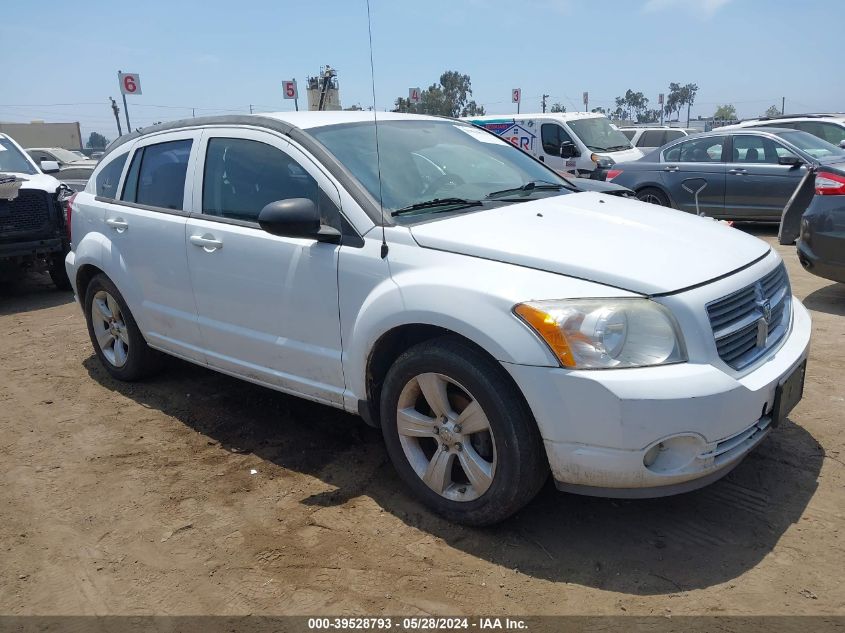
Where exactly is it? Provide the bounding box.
[0,0,842,142]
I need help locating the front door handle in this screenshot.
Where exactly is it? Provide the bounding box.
[105,217,128,232]
[728,168,748,175]
[189,234,223,251]
[663,165,679,172]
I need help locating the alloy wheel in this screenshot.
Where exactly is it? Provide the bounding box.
[396,372,497,502]
[91,290,130,367]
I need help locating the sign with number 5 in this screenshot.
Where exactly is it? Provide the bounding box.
[282,80,298,100]
[119,72,142,95]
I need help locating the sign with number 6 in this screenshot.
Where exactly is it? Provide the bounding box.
[282,80,298,100]
[119,72,142,95]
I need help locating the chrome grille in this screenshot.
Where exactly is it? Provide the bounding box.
[706,264,791,370]
[0,189,51,235]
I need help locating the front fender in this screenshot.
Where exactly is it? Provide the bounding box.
[340,239,636,407]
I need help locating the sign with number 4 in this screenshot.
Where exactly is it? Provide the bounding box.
[409,88,421,104]
[283,80,298,100]
[119,72,142,95]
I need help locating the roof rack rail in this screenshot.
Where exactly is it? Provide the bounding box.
[752,113,843,122]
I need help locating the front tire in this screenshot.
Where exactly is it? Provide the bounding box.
[48,252,72,290]
[380,337,548,526]
[637,187,670,207]
[83,274,160,381]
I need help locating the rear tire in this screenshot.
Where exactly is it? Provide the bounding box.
[83,274,161,381]
[637,187,670,207]
[379,336,548,526]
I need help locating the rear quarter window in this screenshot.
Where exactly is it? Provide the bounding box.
[94,152,129,199]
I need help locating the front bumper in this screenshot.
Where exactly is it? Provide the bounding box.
[503,298,811,497]
[0,237,64,260]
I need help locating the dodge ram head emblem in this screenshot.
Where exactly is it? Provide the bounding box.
[754,282,771,347]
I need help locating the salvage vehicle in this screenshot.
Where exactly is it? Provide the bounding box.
[720,113,845,149]
[65,113,810,525]
[607,128,845,221]
[466,112,642,177]
[618,126,699,154]
[26,147,97,193]
[0,133,73,288]
[792,165,845,283]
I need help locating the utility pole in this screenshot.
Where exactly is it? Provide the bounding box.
[110,97,123,137]
[541,94,548,114]
[249,104,254,114]
[192,108,195,118]
[782,96,785,115]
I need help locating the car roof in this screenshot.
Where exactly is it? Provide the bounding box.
[468,112,605,122]
[99,111,451,159]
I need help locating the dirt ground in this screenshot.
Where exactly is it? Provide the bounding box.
[1,226,843,617]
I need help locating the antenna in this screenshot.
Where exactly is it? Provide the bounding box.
[365,0,388,259]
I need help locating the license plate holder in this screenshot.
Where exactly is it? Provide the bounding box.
[772,361,806,428]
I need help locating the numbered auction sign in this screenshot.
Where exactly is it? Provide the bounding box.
[409,87,421,104]
[119,72,142,96]
[282,80,298,100]
[511,88,521,103]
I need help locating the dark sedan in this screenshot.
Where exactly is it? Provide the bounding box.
[606,128,845,221]
[797,167,845,283]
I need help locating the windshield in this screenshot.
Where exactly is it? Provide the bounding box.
[0,137,37,175]
[48,148,87,163]
[568,117,634,152]
[309,119,573,215]
[777,131,845,161]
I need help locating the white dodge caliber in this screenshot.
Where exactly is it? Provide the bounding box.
[65,112,810,525]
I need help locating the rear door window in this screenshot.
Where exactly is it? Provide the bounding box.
[664,136,726,163]
[638,130,666,147]
[121,139,192,210]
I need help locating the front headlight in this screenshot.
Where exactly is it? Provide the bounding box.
[514,299,686,369]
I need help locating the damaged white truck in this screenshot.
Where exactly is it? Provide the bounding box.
[1,133,73,289]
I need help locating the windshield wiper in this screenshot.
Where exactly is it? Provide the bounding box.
[486,180,564,199]
[391,197,483,217]
[604,145,632,152]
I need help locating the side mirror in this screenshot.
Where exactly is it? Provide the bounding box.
[778,155,802,167]
[840,140,845,150]
[40,160,60,174]
[257,198,341,243]
[560,142,577,159]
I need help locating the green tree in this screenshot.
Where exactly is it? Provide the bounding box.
[613,89,650,122]
[86,132,109,149]
[392,70,484,117]
[664,82,699,125]
[713,104,737,120]
[764,104,782,117]
[591,106,607,115]
[550,103,566,113]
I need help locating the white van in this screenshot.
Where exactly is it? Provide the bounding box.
[466,112,643,176]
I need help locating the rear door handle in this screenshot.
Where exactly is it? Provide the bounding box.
[189,234,223,251]
[663,165,679,172]
[105,217,128,231]
[728,168,748,175]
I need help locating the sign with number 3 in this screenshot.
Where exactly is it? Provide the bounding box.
[119,72,142,95]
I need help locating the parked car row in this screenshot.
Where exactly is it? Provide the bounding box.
[25,146,98,192]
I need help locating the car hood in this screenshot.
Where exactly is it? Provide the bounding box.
[604,147,643,163]
[2,172,63,192]
[409,192,770,295]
